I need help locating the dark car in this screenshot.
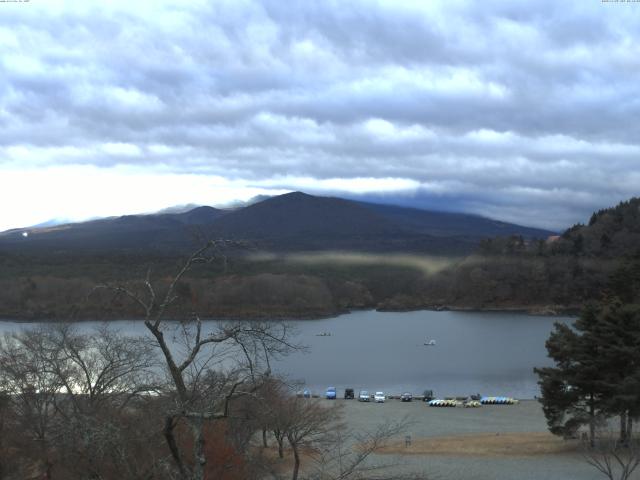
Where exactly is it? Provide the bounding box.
[401,392,413,402]
[422,389,434,402]
[344,388,355,399]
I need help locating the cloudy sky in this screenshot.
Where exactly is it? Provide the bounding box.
[1,0,639,232]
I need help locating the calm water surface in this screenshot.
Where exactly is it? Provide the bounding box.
[0,310,572,399]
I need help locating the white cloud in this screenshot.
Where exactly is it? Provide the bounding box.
[0,165,291,231]
[101,143,143,156]
[0,0,639,231]
[253,176,421,194]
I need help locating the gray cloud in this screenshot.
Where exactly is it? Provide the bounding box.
[1,0,639,230]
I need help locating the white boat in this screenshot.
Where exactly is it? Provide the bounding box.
[424,339,436,346]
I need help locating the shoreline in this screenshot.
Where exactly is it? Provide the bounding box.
[0,304,579,323]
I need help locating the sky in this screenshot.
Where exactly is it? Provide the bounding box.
[1,0,639,232]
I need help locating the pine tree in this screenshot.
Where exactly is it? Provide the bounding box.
[535,310,606,446]
[536,300,640,445]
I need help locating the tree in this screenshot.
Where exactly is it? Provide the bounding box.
[588,301,640,445]
[536,297,640,447]
[584,427,640,480]
[535,309,607,445]
[309,417,423,480]
[280,397,336,480]
[41,323,159,415]
[0,328,63,477]
[94,240,299,480]
[0,324,163,480]
[0,391,14,479]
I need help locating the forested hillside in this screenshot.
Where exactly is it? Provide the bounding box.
[0,198,637,320]
[407,198,640,312]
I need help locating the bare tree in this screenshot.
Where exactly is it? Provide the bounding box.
[42,323,159,415]
[0,328,64,478]
[309,418,425,480]
[279,397,337,480]
[0,324,164,480]
[254,379,291,459]
[0,390,16,479]
[584,432,640,480]
[93,240,299,480]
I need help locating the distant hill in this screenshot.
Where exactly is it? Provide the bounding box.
[549,197,640,258]
[428,196,640,313]
[0,192,554,255]
[0,206,227,253]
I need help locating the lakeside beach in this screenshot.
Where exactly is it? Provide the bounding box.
[310,399,627,480]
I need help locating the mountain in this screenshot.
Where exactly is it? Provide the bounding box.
[203,192,553,253]
[0,206,227,253]
[30,218,74,228]
[207,192,400,239]
[155,203,202,214]
[359,202,551,239]
[0,192,554,255]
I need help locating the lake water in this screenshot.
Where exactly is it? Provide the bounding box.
[0,309,573,399]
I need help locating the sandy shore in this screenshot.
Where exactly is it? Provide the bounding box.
[379,431,578,456]
[313,399,639,480]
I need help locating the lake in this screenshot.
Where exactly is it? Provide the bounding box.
[0,309,572,399]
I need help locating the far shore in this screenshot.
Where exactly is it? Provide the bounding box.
[0,303,578,323]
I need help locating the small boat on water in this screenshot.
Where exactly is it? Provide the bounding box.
[424,339,436,346]
[316,332,332,337]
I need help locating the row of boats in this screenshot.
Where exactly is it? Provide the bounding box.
[428,396,519,407]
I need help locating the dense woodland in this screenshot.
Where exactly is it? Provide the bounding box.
[0,198,639,320]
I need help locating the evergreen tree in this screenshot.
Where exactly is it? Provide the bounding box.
[592,301,640,444]
[536,300,640,445]
[535,309,606,445]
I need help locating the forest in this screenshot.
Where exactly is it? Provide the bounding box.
[1,198,639,321]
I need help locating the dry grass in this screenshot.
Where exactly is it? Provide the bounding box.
[377,432,580,457]
[254,444,320,475]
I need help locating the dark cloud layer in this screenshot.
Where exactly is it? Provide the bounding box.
[1,0,640,230]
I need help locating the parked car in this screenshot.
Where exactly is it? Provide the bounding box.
[422,389,434,402]
[358,390,370,402]
[326,387,337,399]
[374,391,386,403]
[303,389,311,398]
[401,392,413,402]
[344,388,355,399]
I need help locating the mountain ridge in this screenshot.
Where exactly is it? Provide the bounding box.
[0,191,555,255]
